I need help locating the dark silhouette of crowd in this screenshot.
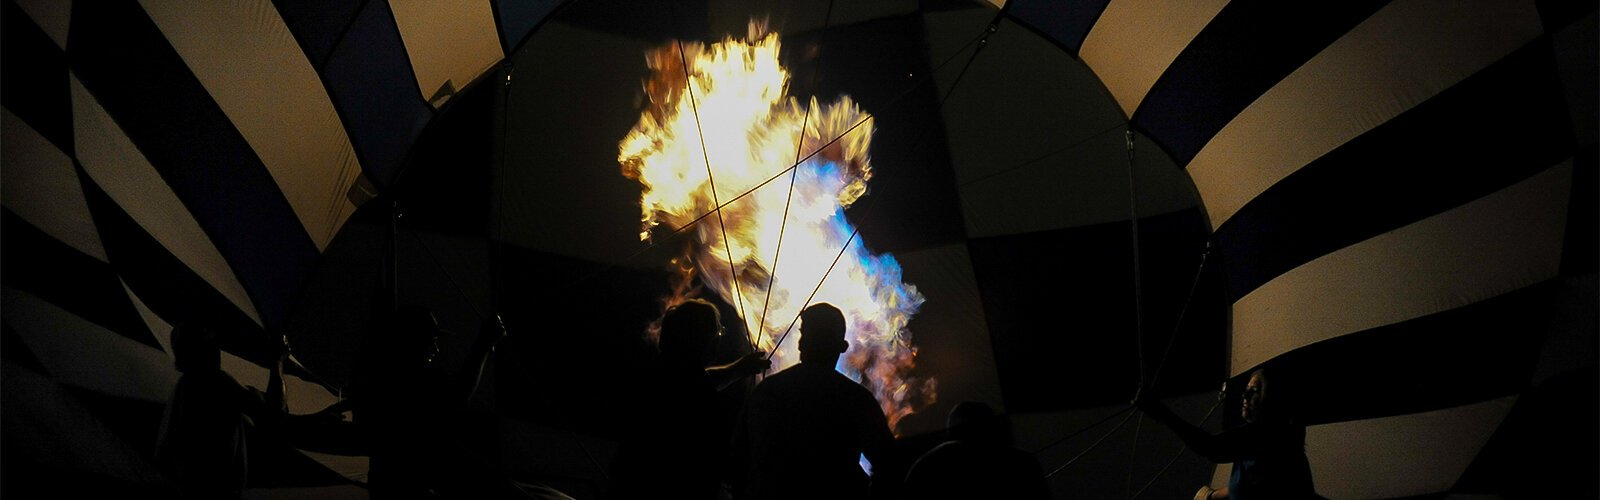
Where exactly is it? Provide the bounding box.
[155,300,1087,500]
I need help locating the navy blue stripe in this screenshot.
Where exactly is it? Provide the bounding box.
[969,208,1225,411]
[1,209,161,350]
[391,73,496,238]
[1132,0,1390,167]
[2,322,50,376]
[320,0,433,186]
[1249,278,1564,426]
[554,0,706,43]
[2,0,73,155]
[271,0,364,70]
[495,0,563,56]
[1537,0,1599,33]
[1005,0,1112,57]
[1216,38,1576,300]
[1561,145,1597,276]
[77,166,279,367]
[66,0,320,331]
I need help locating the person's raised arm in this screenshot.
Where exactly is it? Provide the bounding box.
[706,352,771,390]
[1136,397,1240,462]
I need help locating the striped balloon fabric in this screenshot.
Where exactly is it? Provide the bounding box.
[1006,0,1595,497]
[1,1,1593,499]
[2,0,560,496]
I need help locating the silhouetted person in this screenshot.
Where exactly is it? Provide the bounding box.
[1137,369,1317,500]
[157,317,364,499]
[351,305,514,498]
[610,298,769,500]
[730,303,894,500]
[156,322,251,499]
[902,401,1050,500]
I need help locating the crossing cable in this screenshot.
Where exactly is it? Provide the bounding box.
[1032,404,1136,455]
[757,0,837,353]
[667,0,756,349]
[567,25,991,289]
[1130,397,1224,499]
[1045,406,1140,479]
[1144,243,1214,392]
[766,10,1009,359]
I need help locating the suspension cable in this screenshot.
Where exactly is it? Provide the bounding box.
[758,0,837,353]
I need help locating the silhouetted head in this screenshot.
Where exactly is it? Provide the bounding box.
[948,401,1008,446]
[170,321,221,374]
[1242,369,1267,423]
[797,303,848,364]
[659,299,722,367]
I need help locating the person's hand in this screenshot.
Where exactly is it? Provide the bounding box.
[1193,485,1216,500]
[730,352,772,376]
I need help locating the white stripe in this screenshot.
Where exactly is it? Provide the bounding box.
[217,351,342,416]
[120,276,174,356]
[1078,0,1230,117]
[1306,396,1516,498]
[3,287,179,403]
[13,0,71,50]
[1187,0,1544,227]
[139,0,365,251]
[388,0,504,108]
[123,276,341,415]
[292,452,371,486]
[2,107,108,262]
[1231,160,1571,374]
[69,72,264,325]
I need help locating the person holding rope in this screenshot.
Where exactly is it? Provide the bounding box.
[609,298,769,500]
[1135,368,1318,500]
[728,303,895,500]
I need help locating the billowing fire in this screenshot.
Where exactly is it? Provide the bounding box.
[618,22,932,430]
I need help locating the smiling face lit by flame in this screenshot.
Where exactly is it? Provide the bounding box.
[617,22,933,430]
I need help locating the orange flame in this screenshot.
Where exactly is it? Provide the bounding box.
[618,22,933,430]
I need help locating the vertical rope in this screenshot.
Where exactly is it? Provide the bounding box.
[666,0,756,349]
[1124,129,1147,500]
[757,0,837,354]
[1126,129,1146,392]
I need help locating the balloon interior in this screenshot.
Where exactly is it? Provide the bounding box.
[618,23,931,430]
